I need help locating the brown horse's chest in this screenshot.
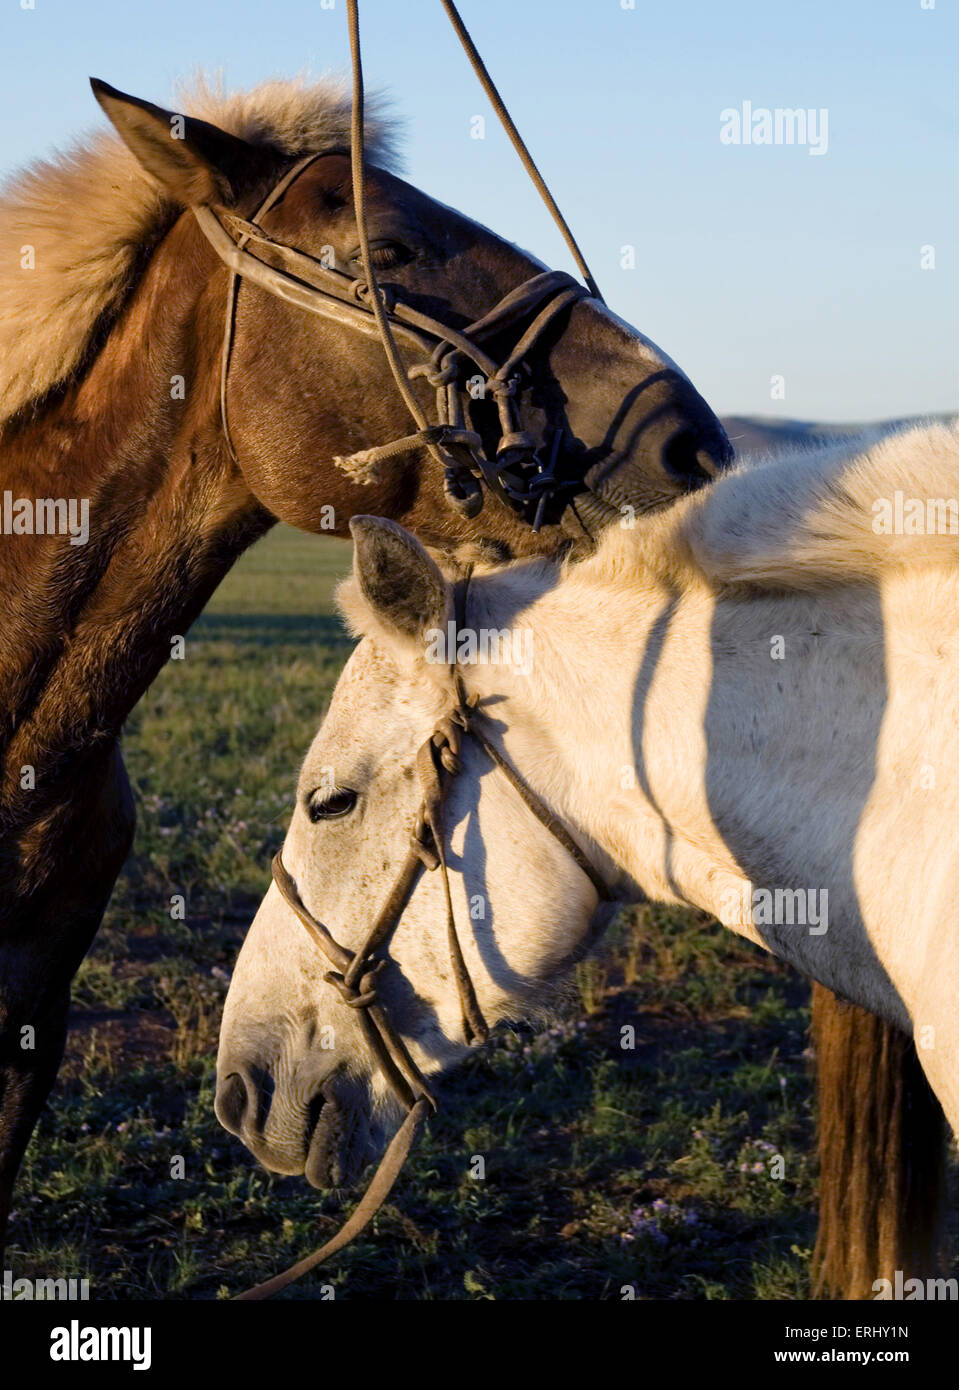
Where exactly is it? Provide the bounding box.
[0,743,134,948]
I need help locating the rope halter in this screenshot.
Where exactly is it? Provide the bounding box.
[234,576,617,1299]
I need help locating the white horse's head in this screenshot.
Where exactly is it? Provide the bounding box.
[216,518,614,1188]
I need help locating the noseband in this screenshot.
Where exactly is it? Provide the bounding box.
[235,578,616,1300]
[191,0,605,532]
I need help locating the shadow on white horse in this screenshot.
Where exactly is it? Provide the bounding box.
[217,418,959,1192]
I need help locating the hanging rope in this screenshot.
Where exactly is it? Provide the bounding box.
[438,0,604,303]
[345,0,450,478]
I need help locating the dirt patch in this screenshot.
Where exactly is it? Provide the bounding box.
[62,1007,177,1077]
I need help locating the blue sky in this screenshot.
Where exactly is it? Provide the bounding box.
[1,0,956,421]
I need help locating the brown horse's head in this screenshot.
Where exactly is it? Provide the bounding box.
[93,81,731,558]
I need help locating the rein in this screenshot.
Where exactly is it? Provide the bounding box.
[191,0,604,531]
[234,577,617,1300]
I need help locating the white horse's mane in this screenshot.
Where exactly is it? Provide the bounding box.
[0,73,399,430]
[581,418,959,597]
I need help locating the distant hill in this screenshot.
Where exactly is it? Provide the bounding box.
[720,413,957,461]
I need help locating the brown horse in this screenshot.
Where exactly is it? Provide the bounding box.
[0,75,941,1298]
[0,73,728,1264]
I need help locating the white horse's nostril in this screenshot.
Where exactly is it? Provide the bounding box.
[214,1072,249,1136]
[305,1089,328,1146]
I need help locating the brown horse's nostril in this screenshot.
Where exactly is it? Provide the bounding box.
[215,1072,249,1135]
[662,429,729,489]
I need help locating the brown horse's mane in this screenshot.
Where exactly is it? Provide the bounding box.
[0,72,399,434]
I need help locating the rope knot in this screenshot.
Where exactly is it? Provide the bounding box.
[488,373,520,399]
[431,711,470,771]
[323,960,385,1009]
[410,815,440,871]
[416,357,459,389]
[349,278,396,312]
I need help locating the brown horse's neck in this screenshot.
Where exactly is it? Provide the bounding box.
[0,211,269,887]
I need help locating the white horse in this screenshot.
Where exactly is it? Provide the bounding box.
[217,419,959,1197]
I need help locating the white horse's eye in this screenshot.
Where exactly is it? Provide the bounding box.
[307,788,358,822]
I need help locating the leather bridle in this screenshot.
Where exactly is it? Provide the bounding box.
[193,163,593,530]
[234,577,617,1300]
[190,0,607,533]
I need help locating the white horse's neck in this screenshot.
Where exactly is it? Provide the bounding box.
[475,561,767,925]
[471,487,959,1033]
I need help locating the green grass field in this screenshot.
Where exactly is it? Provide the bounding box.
[7,525,957,1299]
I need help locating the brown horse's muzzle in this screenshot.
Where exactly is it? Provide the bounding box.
[525,295,734,538]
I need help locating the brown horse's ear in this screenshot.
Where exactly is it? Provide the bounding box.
[90,77,253,206]
[342,517,451,653]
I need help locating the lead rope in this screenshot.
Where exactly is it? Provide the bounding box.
[233,1098,431,1301]
[438,0,603,303]
[345,0,450,483]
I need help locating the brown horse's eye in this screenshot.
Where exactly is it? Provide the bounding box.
[307,788,358,822]
[351,241,413,272]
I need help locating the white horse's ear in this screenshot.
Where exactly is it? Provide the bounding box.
[341,516,451,653]
[90,77,254,207]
